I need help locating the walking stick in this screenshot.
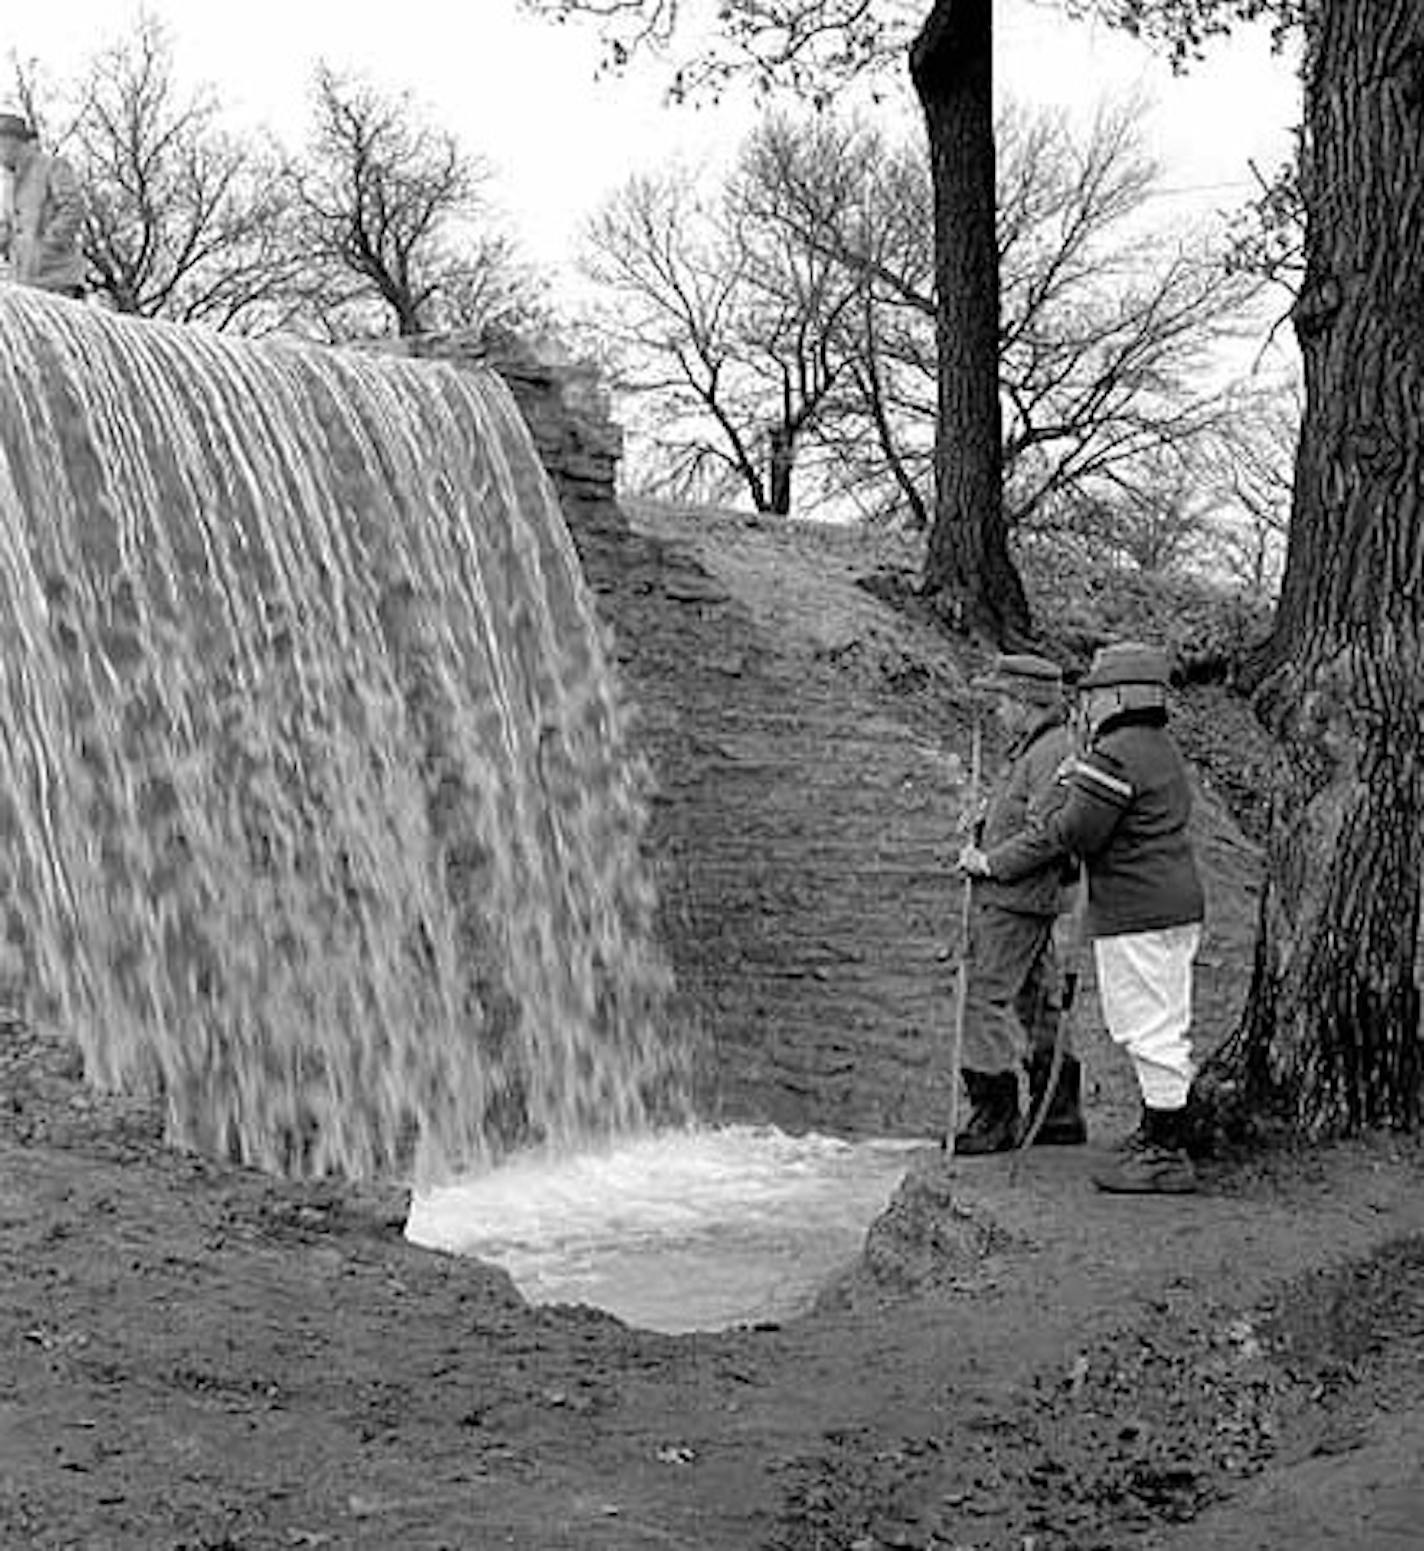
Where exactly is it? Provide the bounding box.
[1011,882,1086,1181]
[942,713,983,1157]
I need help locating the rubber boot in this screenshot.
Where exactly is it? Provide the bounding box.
[954,1070,1022,1156]
[1093,1107,1197,1195]
[1025,1053,1087,1146]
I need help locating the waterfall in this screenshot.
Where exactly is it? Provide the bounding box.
[0,287,685,1180]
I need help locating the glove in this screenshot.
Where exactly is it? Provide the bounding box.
[957,844,992,878]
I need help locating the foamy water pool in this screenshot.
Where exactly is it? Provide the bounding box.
[405,1126,924,1332]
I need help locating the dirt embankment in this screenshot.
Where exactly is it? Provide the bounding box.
[3,501,1423,1551]
[587,501,1264,1143]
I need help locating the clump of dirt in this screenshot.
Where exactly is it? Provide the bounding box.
[815,1152,1026,1312]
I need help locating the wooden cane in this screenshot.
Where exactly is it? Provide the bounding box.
[942,714,983,1157]
[1010,881,1087,1182]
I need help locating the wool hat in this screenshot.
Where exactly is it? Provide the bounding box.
[971,652,1064,705]
[0,112,34,141]
[1078,641,1172,690]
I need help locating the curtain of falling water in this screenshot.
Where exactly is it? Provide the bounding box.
[0,289,687,1179]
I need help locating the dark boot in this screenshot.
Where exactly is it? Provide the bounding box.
[1026,1053,1087,1146]
[954,1070,1022,1156]
[1093,1107,1197,1195]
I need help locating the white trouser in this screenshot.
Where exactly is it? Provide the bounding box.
[1093,923,1202,1111]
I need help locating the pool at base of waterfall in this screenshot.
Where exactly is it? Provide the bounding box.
[404,1126,925,1333]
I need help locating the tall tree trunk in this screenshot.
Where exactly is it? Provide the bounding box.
[768,424,795,517]
[1216,0,1424,1134]
[909,0,1030,644]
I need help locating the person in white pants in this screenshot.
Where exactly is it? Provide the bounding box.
[958,641,1205,1194]
[1094,922,1201,1115]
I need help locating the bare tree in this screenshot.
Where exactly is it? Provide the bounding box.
[737,111,937,527]
[707,100,1264,535]
[287,66,543,341]
[1196,377,1296,594]
[581,158,860,513]
[581,168,755,504]
[1060,447,1221,573]
[996,103,1262,526]
[11,15,298,331]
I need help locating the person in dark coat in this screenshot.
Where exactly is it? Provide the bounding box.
[952,652,1085,1155]
[959,641,1204,1193]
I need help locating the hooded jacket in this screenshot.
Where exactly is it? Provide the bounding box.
[984,707,1204,937]
[3,144,85,293]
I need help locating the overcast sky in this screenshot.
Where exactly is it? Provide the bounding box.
[3,1,1300,277]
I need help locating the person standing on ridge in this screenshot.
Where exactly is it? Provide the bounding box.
[951,652,1086,1156]
[958,641,1205,1194]
[0,111,86,299]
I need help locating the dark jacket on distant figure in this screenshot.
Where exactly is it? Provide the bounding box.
[984,707,1203,938]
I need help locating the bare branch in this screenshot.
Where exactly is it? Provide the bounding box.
[520,0,918,102]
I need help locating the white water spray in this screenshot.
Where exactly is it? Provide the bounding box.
[407,1125,920,1332]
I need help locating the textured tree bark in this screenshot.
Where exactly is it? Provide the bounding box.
[1216,0,1424,1134]
[768,424,795,516]
[909,0,1031,644]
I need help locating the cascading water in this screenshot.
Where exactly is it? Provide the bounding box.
[0,287,685,1180]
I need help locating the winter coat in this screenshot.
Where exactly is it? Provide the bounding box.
[3,147,85,293]
[972,709,1076,918]
[984,707,1204,938]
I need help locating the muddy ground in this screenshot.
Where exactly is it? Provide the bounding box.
[6,1019,1424,1551]
[4,507,1424,1550]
